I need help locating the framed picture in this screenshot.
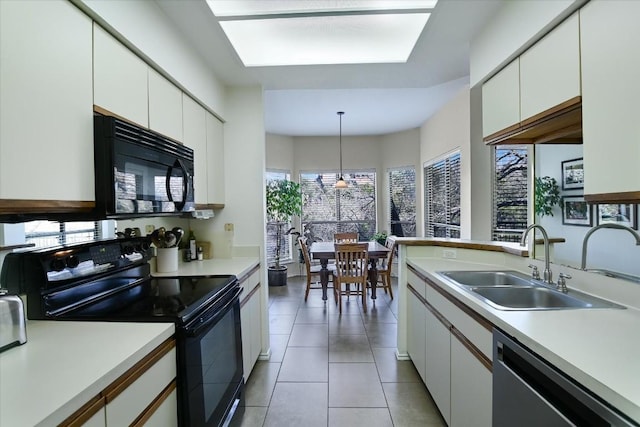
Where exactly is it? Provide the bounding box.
[562,196,592,226]
[597,204,637,229]
[561,157,584,190]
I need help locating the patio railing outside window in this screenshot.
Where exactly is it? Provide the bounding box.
[266,170,293,265]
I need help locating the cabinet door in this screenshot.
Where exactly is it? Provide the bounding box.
[482,59,520,138]
[407,290,426,383]
[520,13,580,122]
[183,95,208,205]
[134,387,178,427]
[450,336,492,427]
[581,0,640,198]
[425,308,451,425]
[0,0,93,201]
[149,69,183,142]
[249,290,262,370]
[93,24,148,127]
[206,112,226,205]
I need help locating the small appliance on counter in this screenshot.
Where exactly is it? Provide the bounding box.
[0,289,27,353]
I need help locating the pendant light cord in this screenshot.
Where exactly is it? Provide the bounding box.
[338,111,344,177]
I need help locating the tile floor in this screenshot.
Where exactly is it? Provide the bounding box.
[231,275,446,427]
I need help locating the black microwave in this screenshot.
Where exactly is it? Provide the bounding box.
[94,114,195,218]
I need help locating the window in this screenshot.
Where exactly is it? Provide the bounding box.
[300,171,376,242]
[24,221,100,248]
[266,170,293,265]
[493,147,528,242]
[388,167,416,237]
[424,151,461,238]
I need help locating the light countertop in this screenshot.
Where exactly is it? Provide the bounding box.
[0,320,174,427]
[151,257,259,279]
[407,257,640,424]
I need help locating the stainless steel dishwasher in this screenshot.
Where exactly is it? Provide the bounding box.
[493,329,637,427]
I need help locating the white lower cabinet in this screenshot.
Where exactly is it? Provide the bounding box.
[239,265,262,380]
[450,337,492,427]
[407,266,493,427]
[425,308,451,426]
[407,289,427,383]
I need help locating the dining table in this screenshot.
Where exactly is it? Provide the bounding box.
[309,240,391,301]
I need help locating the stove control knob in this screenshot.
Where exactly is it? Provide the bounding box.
[123,245,135,255]
[66,255,80,269]
[50,258,66,272]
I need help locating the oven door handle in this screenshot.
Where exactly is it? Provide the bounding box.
[166,158,189,211]
[185,287,242,337]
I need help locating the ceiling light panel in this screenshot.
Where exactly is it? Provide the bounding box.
[219,13,430,66]
[207,1,437,17]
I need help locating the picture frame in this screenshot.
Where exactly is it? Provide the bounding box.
[597,204,637,229]
[562,196,592,226]
[561,157,584,190]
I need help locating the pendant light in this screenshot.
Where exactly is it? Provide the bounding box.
[335,111,348,189]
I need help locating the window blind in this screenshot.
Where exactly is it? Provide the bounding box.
[300,171,376,242]
[24,221,100,248]
[424,151,461,238]
[492,147,528,242]
[388,167,416,237]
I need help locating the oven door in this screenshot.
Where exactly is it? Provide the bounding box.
[178,285,244,427]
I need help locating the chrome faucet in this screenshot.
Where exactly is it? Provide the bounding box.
[581,223,640,270]
[520,224,553,285]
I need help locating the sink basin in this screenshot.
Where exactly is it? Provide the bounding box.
[439,270,533,288]
[436,270,625,311]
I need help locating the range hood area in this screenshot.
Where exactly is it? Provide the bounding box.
[483,96,582,145]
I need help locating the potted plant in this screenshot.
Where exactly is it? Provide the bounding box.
[372,231,388,245]
[534,176,561,218]
[266,179,303,286]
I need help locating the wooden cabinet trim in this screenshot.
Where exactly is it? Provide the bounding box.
[241,282,261,308]
[484,96,582,145]
[408,265,493,332]
[584,191,640,204]
[451,327,493,373]
[103,338,176,404]
[408,283,452,330]
[194,203,225,210]
[58,395,105,427]
[0,243,35,251]
[130,379,177,427]
[0,200,94,215]
[237,264,260,285]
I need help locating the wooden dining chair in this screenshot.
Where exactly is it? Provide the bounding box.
[334,232,358,243]
[333,242,369,313]
[370,237,396,299]
[299,237,335,302]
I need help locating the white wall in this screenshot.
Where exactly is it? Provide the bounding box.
[470,0,584,86]
[76,0,226,117]
[536,145,640,276]
[266,134,295,172]
[420,87,471,238]
[469,85,493,241]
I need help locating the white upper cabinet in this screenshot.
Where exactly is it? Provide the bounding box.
[520,13,580,122]
[0,0,94,202]
[182,95,208,205]
[149,69,183,142]
[482,59,520,138]
[93,23,148,127]
[581,0,640,200]
[206,112,226,206]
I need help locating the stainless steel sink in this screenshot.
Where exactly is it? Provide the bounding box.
[436,270,625,311]
[438,270,533,288]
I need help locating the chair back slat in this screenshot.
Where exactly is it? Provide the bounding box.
[334,232,358,243]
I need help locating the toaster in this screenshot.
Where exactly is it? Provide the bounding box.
[0,289,27,353]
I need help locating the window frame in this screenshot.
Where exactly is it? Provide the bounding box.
[492,146,529,242]
[387,166,416,237]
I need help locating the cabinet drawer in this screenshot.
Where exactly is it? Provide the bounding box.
[407,268,426,299]
[105,343,176,426]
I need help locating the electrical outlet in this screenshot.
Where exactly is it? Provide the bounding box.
[145,225,155,235]
[442,249,457,259]
[224,223,234,232]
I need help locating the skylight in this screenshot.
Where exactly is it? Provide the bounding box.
[205,0,438,67]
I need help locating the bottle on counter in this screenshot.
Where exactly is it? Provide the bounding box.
[188,229,197,260]
[197,246,204,261]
